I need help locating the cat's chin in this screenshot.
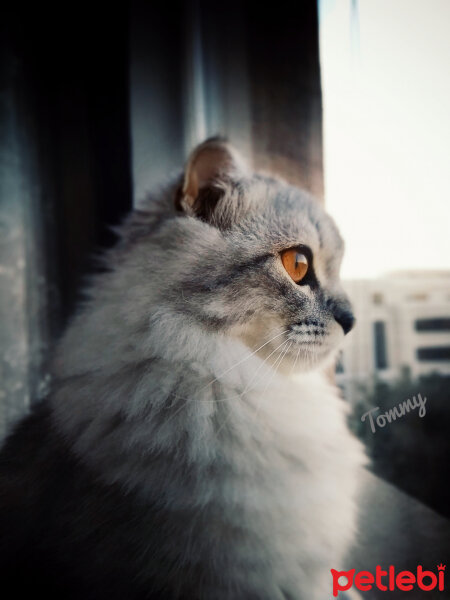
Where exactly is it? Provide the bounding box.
[242,337,339,375]
[230,319,343,375]
[277,341,339,374]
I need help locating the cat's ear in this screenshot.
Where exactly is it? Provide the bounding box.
[176,138,247,219]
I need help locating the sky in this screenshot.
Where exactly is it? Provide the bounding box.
[319,0,450,279]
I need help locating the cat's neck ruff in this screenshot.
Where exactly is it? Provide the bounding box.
[50,317,362,499]
[49,319,364,596]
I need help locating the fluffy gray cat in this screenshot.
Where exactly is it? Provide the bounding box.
[0,139,365,599]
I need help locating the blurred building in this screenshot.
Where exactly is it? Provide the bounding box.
[338,271,450,396]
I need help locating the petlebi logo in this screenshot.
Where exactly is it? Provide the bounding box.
[331,564,445,597]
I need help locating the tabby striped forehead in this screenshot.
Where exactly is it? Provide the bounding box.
[222,175,345,279]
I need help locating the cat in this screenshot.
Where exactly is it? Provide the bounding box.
[0,138,366,599]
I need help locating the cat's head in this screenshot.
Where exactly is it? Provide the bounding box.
[134,138,354,373]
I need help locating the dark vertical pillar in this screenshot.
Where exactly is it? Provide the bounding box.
[130,0,186,204]
[0,3,133,434]
[244,1,324,200]
[197,0,324,200]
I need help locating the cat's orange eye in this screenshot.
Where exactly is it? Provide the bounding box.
[280,249,309,283]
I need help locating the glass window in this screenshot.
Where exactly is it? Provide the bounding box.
[373,321,388,370]
[415,318,450,332]
[417,347,450,361]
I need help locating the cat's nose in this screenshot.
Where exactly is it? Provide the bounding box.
[334,308,355,335]
[326,296,355,335]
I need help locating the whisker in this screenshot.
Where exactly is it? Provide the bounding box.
[249,340,293,423]
[161,333,290,425]
[236,338,292,397]
[213,340,291,439]
[290,345,301,376]
[199,329,289,393]
[262,340,292,392]
[160,330,293,431]
[168,336,291,406]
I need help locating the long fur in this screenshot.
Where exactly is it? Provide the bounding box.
[0,144,366,599]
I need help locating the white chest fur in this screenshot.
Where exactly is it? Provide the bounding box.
[51,346,365,599]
